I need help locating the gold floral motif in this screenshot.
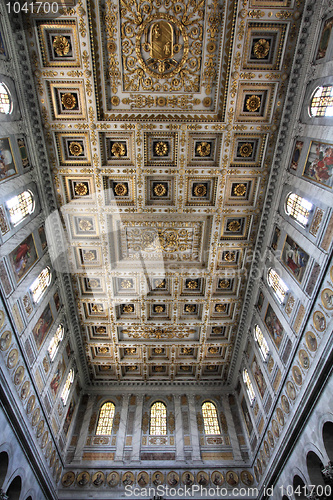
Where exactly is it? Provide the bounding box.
[126,365,137,371]
[111,143,126,157]
[215,304,227,313]
[61,93,77,110]
[154,305,164,313]
[207,365,217,370]
[78,219,93,231]
[208,347,219,354]
[239,143,253,157]
[69,141,83,156]
[98,347,108,354]
[123,304,134,313]
[181,347,193,355]
[114,183,128,196]
[74,182,88,196]
[246,95,261,112]
[100,365,111,371]
[153,366,164,372]
[125,348,136,355]
[193,184,207,197]
[96,327,106,334]
[88,279,99,288]
[203,97,212,107]
[52,36,70,57]
[154,142,168,156]
[154,347,163,354]
[180,365,190,371]
[253,39,270,59]
[212,327,223,334]
[111,96,120,106]
[83,251,96,261]
[227,221,241,232]
[186,280,198,289]
[154,279,166,288]
[218,279,230,289]
[153,184,167,196]
[185,304,196,313]
[120,279,133,289]
[207,42,216,53]
[91,304,103,313]
[224,252,236,262]
[196,142,211,157]
[157,96,167,106]
[233,184,247,196]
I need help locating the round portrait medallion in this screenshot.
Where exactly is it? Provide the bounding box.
[226,471,239,487]
[313,311,326,332]
[292,365,303,386]
[62,471,75,487]
[92,471,105,487]
[77,471,90,487]
[305,331,317,352]
[281,395,290,414]
[321,288,333,310]
[107,471,120,487]
[137,471,149,487]
[196,471,209,486]
[241,470,253,486]
[152,471,164,486]
[182,471,194,486]
[7,348,18,369]
[20,380,30,400]
[167,471,179,486]
[0,330,11,351]
[211,470,224,486]
[299,349,310,369]
[122,471,134,487]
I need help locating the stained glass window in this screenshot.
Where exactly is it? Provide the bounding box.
[96,402,115,435]
[202,401,220,435]
[285,193,312,227]
[61,368,74,405]
[254,325,269,361]
[30,267,51,304]
[150,401,167,435]
[0,83,11,114]
[310,86,333,117]
[48,324,64,361]
[243,369,255,404]
[267,268,288,303]
[6,190,34,226]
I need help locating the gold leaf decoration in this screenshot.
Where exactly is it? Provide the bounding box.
[123,304,134,313]
[219,279,230,289]
[233,184,247,196]
[239,143,253,157]
[253,39,270,59]
[246,95,261,112]
[74,182,88,196]
[154,142,168,156]
[153,184,167,196]
[154,305,164,313]
[121,279,132,289]
[78,219,92,231]
[111,143,126,157]
[196,142,211,157]
[215,304,227,313]
[61,92,77,109]
[193,184,207,197]
[187,280,198,289]
[227,221,241,232]
[224,252,236,262]
[52,36,70,56]
[185,304,196,313]
[114,183,128,196]
[69,141,83,156]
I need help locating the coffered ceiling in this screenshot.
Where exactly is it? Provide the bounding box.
[25,0,302,384]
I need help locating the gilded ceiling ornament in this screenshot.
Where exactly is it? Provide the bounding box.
[212,327,222,334]
[154,279,166,288]
[123,304,134,313]
[181,347,193,355]
[78,219,93,231]
[74,183,88,196]
[207,42,216,53]
[203,97,212,107]
[52,36,70,56]
[208,347,219,354]
[253,39,270,59]
[239,143,253,157]
[120,279,133,289]
[196,142,211,157]
[185,304,196,313]
[108,41,117,53]
[153,366,163,372]
[154,141,168,156]
[91,304,103,313]
[207,365,217,370]
[111,96,120,106]
[180,365,190,371]
[154,305,164,313]
[233,184,247,196]
[227,220,241,232]
[98,347,108,354]
[224,252,236,262]
[215,304,227,313]
[88,279,99,288]
[125,348,136,355]
[154,347,163,354]
[83,251,96,261]
[61,93,77,110]
[100,365,111,371]
[219,279,230,289]
[186,280,198,289]
[157,96,167,106]
[193,184,207,197]
[96,327,106,334]
[69,141,83,156]
[111,143,126,157]
[114,183,128,196]
[126,365,137,371]
[246,95,261,112]
[153,184,167,196]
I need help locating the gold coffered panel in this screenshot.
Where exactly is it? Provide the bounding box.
[26,0,304,382]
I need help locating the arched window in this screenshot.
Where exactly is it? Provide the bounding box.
[201,401,220,435]
[267,268,288,303]
[30,267,51,303]
[150,401,167,435]
[61,368,74,405]
[48,324,64,361]
[254,325,269,361]
[6,190,34,226]
[0,82,12,114]
[96,402,115,435]
[243,369,255,404]
[285,193,312,227]
[310,85,333,117]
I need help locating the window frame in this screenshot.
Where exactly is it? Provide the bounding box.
[201,401,221,436]
[243,368,255,405]
[61,368,74,405]
[267,268,288,304]
[285,192,313,228]
[6,190,35,227]
[309,85,333,118]
[149,401,167,436]
[95,401,116,436]
[254,324,269,362]
[30,266,51,304]
[47,324,64,362]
